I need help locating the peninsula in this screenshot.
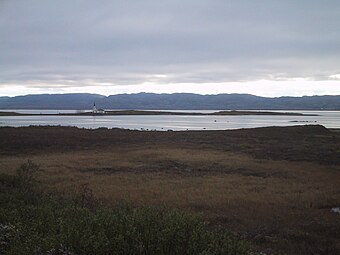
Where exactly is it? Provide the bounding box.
[0,110,318,116]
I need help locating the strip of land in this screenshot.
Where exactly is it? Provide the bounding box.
[0,125,339,254]
[0,110,318,116]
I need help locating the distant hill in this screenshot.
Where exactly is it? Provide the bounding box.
[0,93,339,110]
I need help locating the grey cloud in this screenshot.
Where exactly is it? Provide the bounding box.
[1,0,340,88]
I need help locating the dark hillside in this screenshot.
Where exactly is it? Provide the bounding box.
[0,93,339,110]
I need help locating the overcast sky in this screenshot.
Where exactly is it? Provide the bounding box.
[1,0,340,97]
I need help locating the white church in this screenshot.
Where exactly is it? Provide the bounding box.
[92,102,105,114]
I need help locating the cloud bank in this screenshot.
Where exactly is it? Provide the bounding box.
[0,0,340,96]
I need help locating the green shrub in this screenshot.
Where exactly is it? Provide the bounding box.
[16,160,40,192]
[0,162,251,255]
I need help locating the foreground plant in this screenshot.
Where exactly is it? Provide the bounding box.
[0,162,251,255]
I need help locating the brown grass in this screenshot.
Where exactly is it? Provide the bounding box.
[0,125,340,254]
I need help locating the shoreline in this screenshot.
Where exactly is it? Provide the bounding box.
[0,109,318,116]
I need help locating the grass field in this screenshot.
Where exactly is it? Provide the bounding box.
[0,125,339,254]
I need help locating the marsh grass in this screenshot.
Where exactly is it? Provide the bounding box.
[1,126,340,254]
[0,163,251,255]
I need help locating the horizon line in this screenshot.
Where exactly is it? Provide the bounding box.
[2,92,340,99]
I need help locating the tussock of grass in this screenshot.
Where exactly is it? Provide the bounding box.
[0,163,251,255]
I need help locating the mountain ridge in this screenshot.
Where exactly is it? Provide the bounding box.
[0,93,339,110]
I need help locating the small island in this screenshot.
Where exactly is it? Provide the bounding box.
[0,110,318,116]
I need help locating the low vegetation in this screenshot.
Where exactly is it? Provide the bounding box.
[0,161,251,255]
[0,125,339,254]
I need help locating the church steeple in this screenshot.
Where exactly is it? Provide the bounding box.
[92,102,97,113]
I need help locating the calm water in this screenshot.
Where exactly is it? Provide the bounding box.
[0,110,339,130]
